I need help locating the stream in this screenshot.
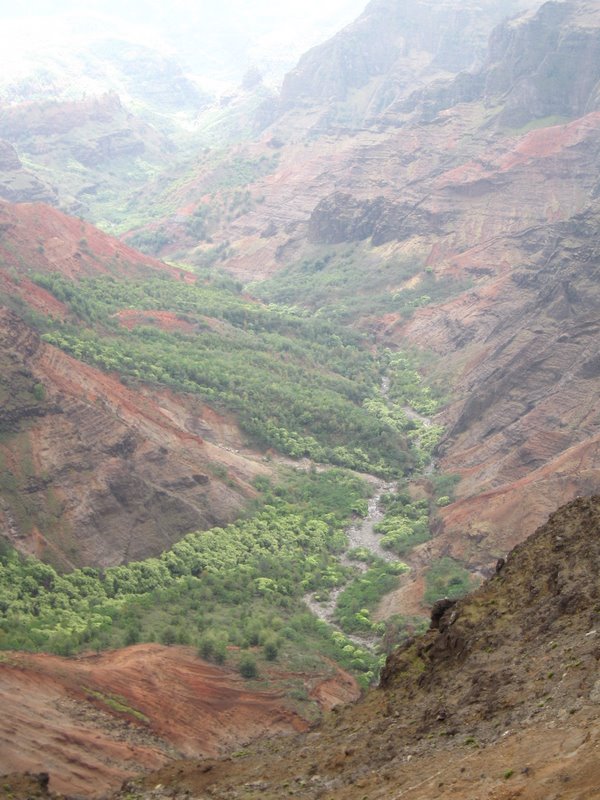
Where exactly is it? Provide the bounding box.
[303,478,398,650]
[303,374,436,651]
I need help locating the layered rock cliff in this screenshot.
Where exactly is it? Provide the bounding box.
[279,0,537,123]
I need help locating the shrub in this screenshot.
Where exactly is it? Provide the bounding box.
[263,639,278,661]
[239,654,258,678]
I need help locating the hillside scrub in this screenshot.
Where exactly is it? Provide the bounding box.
[0,469,382,683]
[31,273,439,476]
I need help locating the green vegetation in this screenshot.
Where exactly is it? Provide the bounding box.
[423,557,477,605]
[200,153,279,194]
[85,689,149,722]
[239,653,258,679]
[110,147,280,253]
[254,246,471,324]
[429,472,461,507]
[0,248,449,688]
[374,492,431,556]
[334,559,409,634]
[30,272,436,476]
[0,469,380,684]
[508,115,568,135]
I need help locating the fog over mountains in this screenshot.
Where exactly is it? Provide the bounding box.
[0,0,367,95]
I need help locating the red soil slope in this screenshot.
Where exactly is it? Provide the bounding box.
[0,644,356,797]
[0,308,268,568]
[0,199,190,282]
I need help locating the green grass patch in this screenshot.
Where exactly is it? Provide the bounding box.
[423,557,478,606]
[84,689,149,722]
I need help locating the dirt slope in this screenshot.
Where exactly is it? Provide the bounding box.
[0,198,188,284]
[0,308,268,568]
[100,495,600,800]
[0,643,322,797]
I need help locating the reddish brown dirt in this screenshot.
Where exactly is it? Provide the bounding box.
[307,663,360,712]
[498,111,600,171]
[0,199,194,284]
[0,644,319,797]
[114,309,198,334]
[437,432,600,563]
[0,270,68,319]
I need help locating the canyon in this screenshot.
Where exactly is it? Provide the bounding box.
[0,0,599,796]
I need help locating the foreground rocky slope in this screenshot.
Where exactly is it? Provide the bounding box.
[92,495,600,800]
[0,644,358,797]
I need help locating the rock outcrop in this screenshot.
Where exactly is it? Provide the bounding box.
[403,0,600,125]
[279,0,537,121]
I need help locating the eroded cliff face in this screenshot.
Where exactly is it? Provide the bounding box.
[278,0,537,121]
[0,93,175,215]
[0,643,337,798]
[484,0,600,125]
[0,309,267,569]
[388,179,600,574]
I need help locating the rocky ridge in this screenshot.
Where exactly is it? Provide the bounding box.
[78,495,600,800]
[0,139,57,204]
[278,0,538,125]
